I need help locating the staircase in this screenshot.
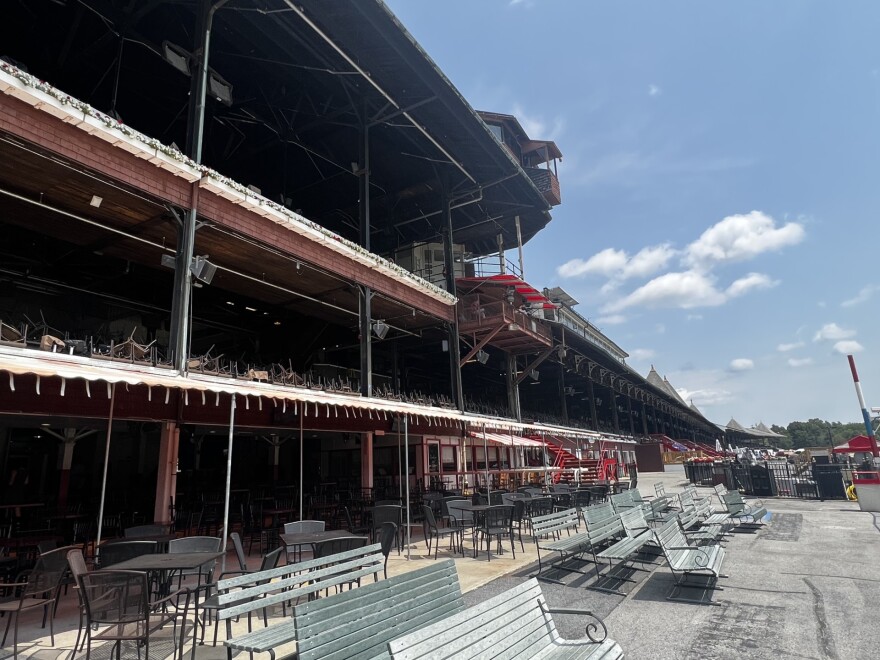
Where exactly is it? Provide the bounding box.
[545,441,616,485]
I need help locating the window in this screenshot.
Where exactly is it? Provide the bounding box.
[487,123,503,143]
[441,446,457,472]
[427,444,440,474]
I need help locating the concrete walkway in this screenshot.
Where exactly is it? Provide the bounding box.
[4,466,879,659]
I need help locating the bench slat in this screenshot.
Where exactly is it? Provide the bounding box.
[293,559,465,660]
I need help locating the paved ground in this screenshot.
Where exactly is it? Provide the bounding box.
[5,465,879,659]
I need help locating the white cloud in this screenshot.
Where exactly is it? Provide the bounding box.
[726,272,778,298]
[788,357,813,367]
[629,348,655,361]
[676,387,733,406]
[777,341,805,352]
[841,285,878,308]
[595,314,627,325]
[602,271,726,313]
[648,84,662,97]
[557,244,675,281]
[729,358,755,372]
[683,211,805,271]
[833,340,864,354]
[511,103,564,140]
[813,323,856,342]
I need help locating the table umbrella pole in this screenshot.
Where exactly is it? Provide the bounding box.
[483,424,489,492]
[299,415,304,521]
[220,393,236,573]
[95,383,117,562]
[404,414,411,560]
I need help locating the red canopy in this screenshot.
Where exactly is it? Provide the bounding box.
[456,274,557,309]
[832,435,878,454]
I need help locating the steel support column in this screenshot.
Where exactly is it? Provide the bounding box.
[506,354,521,422]
[442,194,463,409]
[358,114,372,396]
[169,0,228,371]
[587,378,599,431]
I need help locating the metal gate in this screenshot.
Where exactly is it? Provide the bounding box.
[730,461,845,500]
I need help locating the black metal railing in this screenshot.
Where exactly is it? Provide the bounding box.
[686,460,848,500]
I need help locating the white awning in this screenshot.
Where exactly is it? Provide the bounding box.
[468,430,545,448]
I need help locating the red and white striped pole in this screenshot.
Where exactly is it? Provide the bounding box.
[847,354,879,457]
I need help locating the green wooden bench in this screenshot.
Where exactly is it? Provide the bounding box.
[216,543,384,659]
[591,507,656,594]
[388,578,624,660]
[720,492,768,530]
[292,559,464,660]
[685,498,731,542]
[655,518,726,606]
[646,495,678,525]
[530,508,592,583]
[608,490,639,514]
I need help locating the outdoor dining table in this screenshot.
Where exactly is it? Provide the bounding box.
[101,533,177,551]
[98,550,223,660]
[279,528,360,556]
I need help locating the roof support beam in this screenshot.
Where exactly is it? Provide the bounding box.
[515,346,555,385]
[459,323,505,367]
[285,0,476,185]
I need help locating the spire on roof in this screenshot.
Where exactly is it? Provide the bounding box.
[726,418,746,431]
[646,366,665,389]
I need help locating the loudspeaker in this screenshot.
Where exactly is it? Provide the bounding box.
[190,256,217,284]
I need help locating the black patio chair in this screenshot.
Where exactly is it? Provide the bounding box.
[283,520,325,564]
[124,524,168,537]
[199,545,283,647]
[510,500,527,552]
[0,547,68,657]
[77,569,192,660]
[475,505,516,562]
[344,506,370,535]
[97,540,158,568]
[379,522,398,579]
[371,506,402,553]
[421,505,461,560]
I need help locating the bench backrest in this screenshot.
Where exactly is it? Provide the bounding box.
[217,543,384,619]
[720,492,746,515]
[654,483,666,497]
[531,508,579,538]
[713,483,728,498]
[679,489,694,509]
[619,507,650,537]
[585,503,623,543]
[293,559,463,660]
[650,496,670,516]
[678,505,699,529]
[609,490,636,512]
[655,518,687,552]
[388,578,575,660]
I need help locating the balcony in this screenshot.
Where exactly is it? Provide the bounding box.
[525,167,561,206]
[458,297,553,353]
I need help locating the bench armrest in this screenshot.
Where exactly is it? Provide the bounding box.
[539,601,608,643]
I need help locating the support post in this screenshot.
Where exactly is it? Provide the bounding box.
[153,422,179,524]
[95,384,117,559]
[358,112,373,397]
[587,378,599,430]
[442,194,463,409]
[220,394,236,572]
[169,0,228,371]
[361,432,374,492]
[610,383,620,434]
[506,354,521,422]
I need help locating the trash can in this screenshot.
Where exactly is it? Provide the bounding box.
[749,465,775,496]
[812,466,847,500]
[853,471,880,512]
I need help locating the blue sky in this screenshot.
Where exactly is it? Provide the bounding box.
[385,0,880,427]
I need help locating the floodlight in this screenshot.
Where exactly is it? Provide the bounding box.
[476,349,489,364]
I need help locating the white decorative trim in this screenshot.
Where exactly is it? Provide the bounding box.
[0,63,457,306]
